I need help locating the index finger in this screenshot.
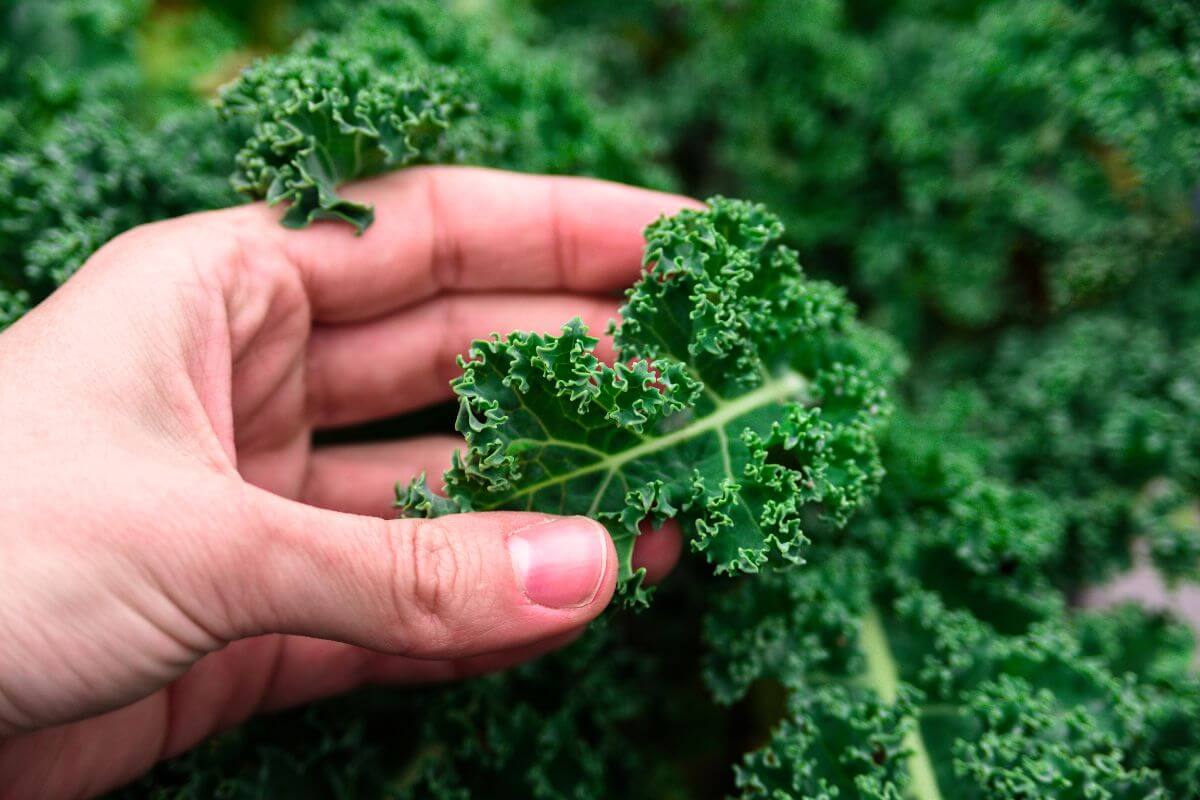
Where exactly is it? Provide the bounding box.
[241,166,701,322]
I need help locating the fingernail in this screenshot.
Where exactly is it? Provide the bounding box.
[508,518,608,609]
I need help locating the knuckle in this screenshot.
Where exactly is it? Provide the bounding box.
[422,169,466,291]
[547,179,575,288]
[392,520,475,647]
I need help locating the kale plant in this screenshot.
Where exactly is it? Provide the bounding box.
[532,0,1200,343]
[0,0,1197,797]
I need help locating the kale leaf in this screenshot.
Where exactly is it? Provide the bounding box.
[398,198,897,602]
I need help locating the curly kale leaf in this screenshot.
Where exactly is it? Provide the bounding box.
[398,198,896,603]
[733,683,916,800]
[216,0,665,234]
[396,621,665,800]
[218,51,480,232]
[1141,682,1200,798]
[953,312,1200,586]
[707,398,1196,798]
[1076,603,1197,689]
[557,0,1200,340]
[723,576,1174,799]
[702,550,873,704]
[950,674,1166,799]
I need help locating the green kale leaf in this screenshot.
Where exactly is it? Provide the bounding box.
[218,51,479,232]
[398,198,897,603]
[215,0,666,233]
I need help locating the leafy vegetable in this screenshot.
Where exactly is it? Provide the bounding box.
[537,0,1200,342]
[398,198,896,602]
[0,0,1196,797]
[219,52,479,231]
[217,0,665,232]
[704,410,1183,798]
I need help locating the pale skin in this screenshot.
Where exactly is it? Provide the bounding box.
[0,168,693,799]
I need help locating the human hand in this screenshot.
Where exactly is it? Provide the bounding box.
[0,167,691,798]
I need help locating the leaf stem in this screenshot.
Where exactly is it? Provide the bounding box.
[482,370,808,508]
[860,607,944,800]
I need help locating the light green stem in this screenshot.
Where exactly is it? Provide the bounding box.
[481,369,808,508]
[860,607,944,800]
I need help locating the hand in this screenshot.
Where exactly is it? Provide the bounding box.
[0,167,691,798]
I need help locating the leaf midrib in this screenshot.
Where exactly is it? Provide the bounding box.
[479,370,808,510]
[860,607,945,800]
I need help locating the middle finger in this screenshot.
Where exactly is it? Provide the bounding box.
[305,292,621,428]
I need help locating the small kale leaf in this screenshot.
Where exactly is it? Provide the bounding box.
[218,47,480,232]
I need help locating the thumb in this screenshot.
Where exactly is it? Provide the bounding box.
[224,487,617,658]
